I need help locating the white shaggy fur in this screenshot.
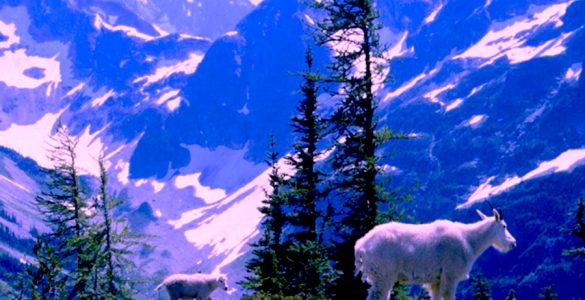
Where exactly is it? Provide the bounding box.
[155,273,228,300]
[354,209,516,300]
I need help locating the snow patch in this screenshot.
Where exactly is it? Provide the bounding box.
[166,98,182,111]
[0,109,63,169]
[424,83,455,106]
[453,2,574,65]
[63,82,85,98]
[564,63,582,81]
[174,173,228,205]
[445,99,464,112]
[152,180,166,193]
[383,73,426,102]
[249,0,264,6]
[424,3,444,24]
[0,49,61,90]
[170,157,294,274]
[133,53,204,86]
[74,126,107,176]
[459,148,585,208]
[0,20,20,49]
[91,89,115,107]
[155,90,180,105]
[94,14,158,41]
[467,114,486,126]
[115,160,130,185]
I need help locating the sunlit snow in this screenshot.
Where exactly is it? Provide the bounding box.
[454,2,574,65]
[383,66,440,102]
[249,0,264,6]
[151,180,166,194]
[155,90,180,105]
[172,157,294,274]
[91,89,115,107]
[0,110,106,176]
[134,53,204,86]
[424,3,444,24]
[564,63,582,81]
[0,109,62,170]
[94,14,158,41]
[175,173,228,205]
[467,114,486,126]
[0,49,61,90]
[445,99,464,112]
[0,20,20,49]
[63,82,86,98]
[459,148,585,208]
[424,83,455,106]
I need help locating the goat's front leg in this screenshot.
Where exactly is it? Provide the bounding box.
[439,277,458,300]
[426,283,440,300]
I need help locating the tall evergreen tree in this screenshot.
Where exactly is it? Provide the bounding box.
[505,289,517,300]
[538,285,558,300]
[563,197,585,258]
[92,157,148,299]
[33,121,94,299]
[26,238,66,300]
[310,0,403,296]
[286,47,326,245]
[470,273,492,300]
[281,48,337,298]
[242,136,289,296]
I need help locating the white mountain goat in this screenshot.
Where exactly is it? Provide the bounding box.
[155,273,228,300]
[354,208,516,300]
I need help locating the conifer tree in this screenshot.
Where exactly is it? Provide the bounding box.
[33,121,94,299]
[280,48,337,298]
[92,157,148,299]
[563,197,585,258]
[538,285,558,300]
[471,273,491,300]
[26,238,66,300]
[242,136,288,296]
[310,0,403,296]
[505,289,517,300]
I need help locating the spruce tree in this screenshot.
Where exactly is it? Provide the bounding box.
[310,0,402,297]
[538,285,558,300]
[92,157,148,299]
[33,121,94,299]
[505,289,517,300]
[26,238,66,300]
[281,48,337,298]
[242,136,288,296]
[563,197,585,258]
[470,273,492,300]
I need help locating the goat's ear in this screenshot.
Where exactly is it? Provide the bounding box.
[493,208,501,221]
[476,209,488,220]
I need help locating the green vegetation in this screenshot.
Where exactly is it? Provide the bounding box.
[14,122,149,299]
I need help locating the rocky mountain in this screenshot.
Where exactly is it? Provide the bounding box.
[0,0,584,298]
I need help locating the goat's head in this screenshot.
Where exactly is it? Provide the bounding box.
[217,275,229,291]
[477,208,517,252]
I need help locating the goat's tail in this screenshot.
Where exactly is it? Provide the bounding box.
[155,282,165,292]
[354,247,364,278]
